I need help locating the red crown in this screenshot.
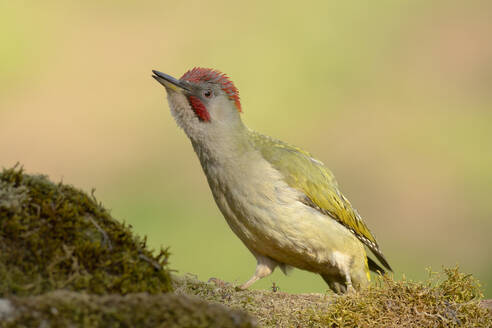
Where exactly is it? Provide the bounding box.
[181,67,241,112]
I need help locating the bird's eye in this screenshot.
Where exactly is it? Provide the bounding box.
[203,90,212,98]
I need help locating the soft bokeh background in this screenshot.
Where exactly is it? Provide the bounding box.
[1,0,491,296]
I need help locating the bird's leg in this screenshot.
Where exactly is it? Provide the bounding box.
[237,255,277,290]
[342,269,355,294]
[322,274,347,294]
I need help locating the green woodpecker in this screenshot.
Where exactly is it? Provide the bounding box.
[152,67,392,293]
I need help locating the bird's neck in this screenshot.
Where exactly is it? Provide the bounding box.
[190,123,255,170]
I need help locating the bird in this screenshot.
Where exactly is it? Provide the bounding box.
[152,67,392,294]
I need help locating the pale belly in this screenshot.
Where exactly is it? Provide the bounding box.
[204,159,364,275]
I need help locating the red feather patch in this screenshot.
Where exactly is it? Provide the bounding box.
[188,95,210,122]
[181,67,242,112]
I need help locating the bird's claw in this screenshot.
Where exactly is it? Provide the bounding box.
[235,284,248,292]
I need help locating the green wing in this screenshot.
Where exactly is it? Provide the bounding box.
[252,132,391,272]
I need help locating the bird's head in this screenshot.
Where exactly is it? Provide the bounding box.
[153,67,243,141]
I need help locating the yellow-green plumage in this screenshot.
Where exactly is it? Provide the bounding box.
[251,131,392,274]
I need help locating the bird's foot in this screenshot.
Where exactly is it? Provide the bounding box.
[346,284,356,294]
[235,284,249,292]
[235,275,261,291]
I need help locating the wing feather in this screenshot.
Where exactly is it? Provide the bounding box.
[252,132,392,272]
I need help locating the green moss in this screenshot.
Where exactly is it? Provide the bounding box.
[173,274,334,327]
[318,266,491,327]
[1,290,255,328]
[174,268,491,327]
[0,165,172,296]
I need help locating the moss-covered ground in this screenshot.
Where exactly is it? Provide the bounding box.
[1,291,255,328]
[175,267,491,327]
[173,274,332,327]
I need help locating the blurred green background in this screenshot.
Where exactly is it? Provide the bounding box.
[1,0,491,296]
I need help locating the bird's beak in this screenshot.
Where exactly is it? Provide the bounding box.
[152,70,190,93]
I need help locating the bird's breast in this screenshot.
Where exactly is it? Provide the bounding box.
[201,150,297,240]
[195,143,364,272]
[200,151,317,260]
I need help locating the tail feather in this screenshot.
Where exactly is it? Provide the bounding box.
[370,248,392,272]
[367,257,386,274]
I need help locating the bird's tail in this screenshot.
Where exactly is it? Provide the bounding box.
[367,257,385,275]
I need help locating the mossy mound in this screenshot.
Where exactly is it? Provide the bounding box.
[0,166,172,296]
[175,268,491,327]
[0,291,255,328]
[318,267,491,327]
